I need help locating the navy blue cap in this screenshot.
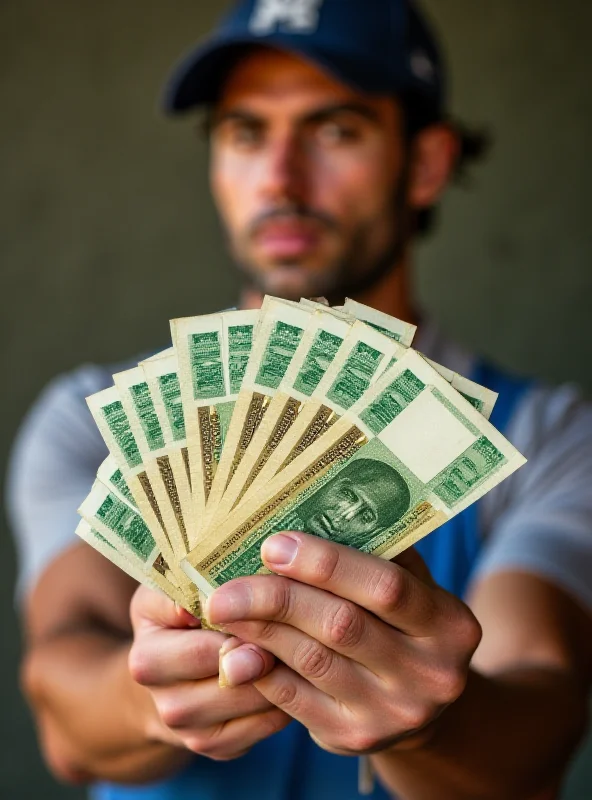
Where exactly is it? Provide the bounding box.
[163,0,446,117]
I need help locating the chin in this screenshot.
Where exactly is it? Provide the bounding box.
[260,266,339,300]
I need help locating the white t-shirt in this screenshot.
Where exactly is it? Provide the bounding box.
[7,322,592,609]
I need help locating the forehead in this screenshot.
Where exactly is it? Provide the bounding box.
[216,47,398,118]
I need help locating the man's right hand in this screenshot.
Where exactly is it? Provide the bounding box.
[129,585,290,761]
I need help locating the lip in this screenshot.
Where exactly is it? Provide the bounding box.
[255,223,319,259]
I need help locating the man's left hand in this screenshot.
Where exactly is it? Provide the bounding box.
[205,531,482,755]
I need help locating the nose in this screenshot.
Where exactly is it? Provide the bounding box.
[259,132,307,205]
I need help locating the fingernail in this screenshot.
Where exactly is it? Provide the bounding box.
[206,583,251,624]
[262,533,299,566]
[221,646,265,686]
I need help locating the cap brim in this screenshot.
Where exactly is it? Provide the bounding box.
[162,35,401,114]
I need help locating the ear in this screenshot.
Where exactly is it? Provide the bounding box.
[407,124,459,210]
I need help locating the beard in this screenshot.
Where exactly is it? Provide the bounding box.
[227,176,410,303]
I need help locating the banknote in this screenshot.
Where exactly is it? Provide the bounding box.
[86,385,192,592]
[78,481,198,609]
[96,454,137,509]
[181,348,525,595]
[206,307,356,527]
[339,297,417,345]
[232,319,408,511]
[201,298,313,532]
[172,309,259,536]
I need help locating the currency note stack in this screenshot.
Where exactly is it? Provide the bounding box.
[77,297,526,614]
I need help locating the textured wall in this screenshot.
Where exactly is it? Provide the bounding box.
[1,2,591,797]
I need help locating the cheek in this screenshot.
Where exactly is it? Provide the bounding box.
[210,153,255,229]
[311,152,395,219]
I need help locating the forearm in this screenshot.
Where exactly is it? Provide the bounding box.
[22,629,191,784]
[371,667,588,800]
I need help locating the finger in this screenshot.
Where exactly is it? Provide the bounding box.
[391,546,437,586]
[254,663,347,749]
[185,708,290,761]
[260,532,448,636]
[219,616,370,700]
[131,584,200,632]
[207,574,397,672]
[129,628,229,686]
[219,640,276,688]
[151,676,275,730]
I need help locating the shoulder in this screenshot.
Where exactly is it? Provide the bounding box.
[476,378,592,610]
[6,359,137,599]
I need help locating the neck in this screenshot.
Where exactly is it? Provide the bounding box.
[239,256,418,325]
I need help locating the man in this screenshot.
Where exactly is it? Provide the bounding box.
[287,458,411,548]
[8,1,592,798]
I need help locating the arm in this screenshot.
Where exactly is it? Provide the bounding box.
[21,541,288,785]
[21,542,189,784]
[206,533,592,800]
[369,571,592,800]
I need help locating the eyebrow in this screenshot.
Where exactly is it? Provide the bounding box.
[211,101,382,130]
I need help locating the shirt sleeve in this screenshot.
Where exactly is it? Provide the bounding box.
[472,383,592,611]
[6,364,111,602]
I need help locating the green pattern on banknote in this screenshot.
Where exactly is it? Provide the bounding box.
[325,342,384,411]
[217,400,236,452]
[96,493,155,561]
[293,330,343,396]
[432,389,480,437]
[459,391,484,413]
[429,436,505,507]
[255,322,304,389]
[359,370,425,434]
[228,325,254,394]
[102,401,142,468]
[203,427,366,584]
[365,321,403,342]
[130,382,165,451]
[92,528,115,550]
[109,468,135,504]
[158,373,186,441]
[190,332,225,400]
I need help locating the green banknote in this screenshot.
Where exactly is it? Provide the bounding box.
[200,298,313,534]
[172,309,259,536]
[181,349,525,595]
[208,307,355,527]
[86,384,193,593]
[234,319,408,510]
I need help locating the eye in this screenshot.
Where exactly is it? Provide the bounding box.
[340,486,357,502]
[360,508,376,525]
[224,122,264,150]
[315,120,361,146]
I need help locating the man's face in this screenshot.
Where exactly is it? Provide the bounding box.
[302,476,382,541]
[210,48,408,299]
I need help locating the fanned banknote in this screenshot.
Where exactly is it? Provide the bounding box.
[78,296,523,614]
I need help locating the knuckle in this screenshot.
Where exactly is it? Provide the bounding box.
[369,564,407,615]
[269,680,300,713]
[435,666,467,704]
[266,579,294,622]
[398,700,432,734]
[312,545,341,585]
[346,728,383,754]
[157,697,192,730]
[185,733,211,756]
[324,601,365,649]
[128,644,154,686]
[250,619,278,643]
[293,639,334,680]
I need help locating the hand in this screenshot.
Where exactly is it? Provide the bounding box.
[128,585,290,761]
[205,532,482,755]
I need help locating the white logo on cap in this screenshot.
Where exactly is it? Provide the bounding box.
[410,49,435,83]
[249,0,323,35]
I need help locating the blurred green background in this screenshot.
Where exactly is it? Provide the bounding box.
[1,1,591,797]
